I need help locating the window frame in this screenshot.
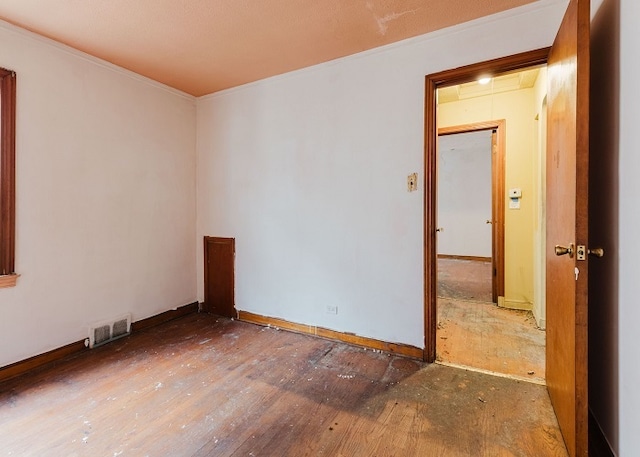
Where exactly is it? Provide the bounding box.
[0,67,16,287]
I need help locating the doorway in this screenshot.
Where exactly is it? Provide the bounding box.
[437,122,505,304]
[425,50,551,383]
[437,129,494,301]
[435,109,546,381]
[424,3,591,454]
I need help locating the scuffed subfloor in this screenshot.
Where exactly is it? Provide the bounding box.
[0,313,565,456]
[437,258,545,382]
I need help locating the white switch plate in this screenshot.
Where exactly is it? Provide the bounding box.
[508,188,522,198]
[407,173,418,192]
[326,305,338,315]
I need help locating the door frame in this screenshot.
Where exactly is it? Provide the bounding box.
[423,47,550,362]
[438,121,506,304]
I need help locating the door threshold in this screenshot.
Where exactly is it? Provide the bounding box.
[437,296,497,305]
[435,360,546,386]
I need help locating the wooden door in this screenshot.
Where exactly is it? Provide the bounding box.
[545,0,590,455]
[203,237,236,318]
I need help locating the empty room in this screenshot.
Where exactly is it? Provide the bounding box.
[0,0,635,456]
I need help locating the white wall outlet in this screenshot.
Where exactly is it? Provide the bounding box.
[326,305,338,315]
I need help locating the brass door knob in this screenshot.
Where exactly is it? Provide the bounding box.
[555,244,574,258]
[588,247,605,257]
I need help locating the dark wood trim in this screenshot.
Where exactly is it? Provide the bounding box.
[131,301,199,332]
[423,48,550,363]
[0,340,87,383]
[438,120,506,303]
[0,274,18,288]
[491,128,505,304]
[0,67,16,279]
[588,409,615,457]
[574,1,591,453]
[426,47,550,89]
[437,254,491,262]
[238,311,424,360]
[424,73,438,362]
[438,121,502,135]
[0,302,199,383]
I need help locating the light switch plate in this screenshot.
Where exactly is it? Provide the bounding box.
[407,173,418,192]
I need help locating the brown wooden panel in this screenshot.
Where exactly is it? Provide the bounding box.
[203,236,236,318]
[545,0,590,455]
[0,68,16,277]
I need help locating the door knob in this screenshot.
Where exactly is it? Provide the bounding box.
[486,220,492,224]
[436,227,444,232]
[588,247,605,257]
[555,244,574,258]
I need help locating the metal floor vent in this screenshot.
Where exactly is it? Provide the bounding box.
[88,314,132,348]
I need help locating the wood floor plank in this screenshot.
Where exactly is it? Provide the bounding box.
[0,313,565,456]
[436,258,545,382]
[438,258,493,303]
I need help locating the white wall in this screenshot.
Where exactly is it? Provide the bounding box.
[533,68,548,328]
[437,130,493,258]
[0,21,197,367]
[619,0,640,453]
[196,1,567,348]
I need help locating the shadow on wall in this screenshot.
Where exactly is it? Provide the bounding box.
[588,0,619,454]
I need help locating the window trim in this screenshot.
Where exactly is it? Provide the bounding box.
[0,67,16,287]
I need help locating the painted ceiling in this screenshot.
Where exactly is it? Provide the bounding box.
[0,0,537,96]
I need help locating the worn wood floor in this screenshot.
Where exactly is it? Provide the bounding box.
[437,258,494,303]
[0,313,566,456]
[437,258,546,382]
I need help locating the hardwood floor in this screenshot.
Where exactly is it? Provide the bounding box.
[0,313,566,456]
[438,258,493,303]
[437,258,546,382]
[437,298,546,382]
